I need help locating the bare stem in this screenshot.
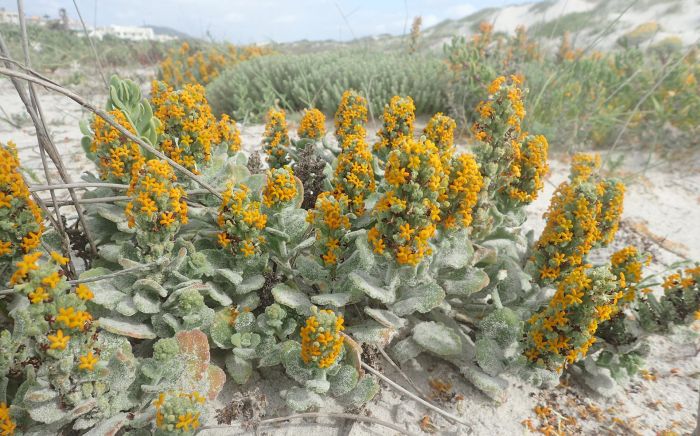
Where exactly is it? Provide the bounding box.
[360,361,470,427]
[197,412,412,435]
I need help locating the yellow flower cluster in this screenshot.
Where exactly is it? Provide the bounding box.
[159,41,272,88]
[441,153,484,230]
[532,181,601,285]
[88,109,145,184]
[217,114,242,155]
[300,307,345,369]
[0,402,15,436]
[570,153,601,184]
[505,134,549,204]
[470,75,533,236]
[10,251,98,372]
[473,75,525,145]
[423,112,457,164]
[298,108,327,141]
[217,183,267,258]
[262,166,298,208]
[0,141,43,259]
[262,108,291,169]
[532,153,624,285]
[597,179,625,246]
[369,137,445,265]
[662,266,699,291]
[331,135,376,215]
[524,266,618,372]
[151,81,226,174]
[374,96,416,160]
[334,90,368,147]
[610,246,649,306]
[125,160,188,243]
[154,391,205,433]
[306,192,352,267]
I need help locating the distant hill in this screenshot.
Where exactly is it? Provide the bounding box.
[279,0,699,54]
[144,24,193,40]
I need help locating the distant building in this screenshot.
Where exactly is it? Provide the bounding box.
[0,8,20,25]
[2,8,177,42]
[84,25,177,42]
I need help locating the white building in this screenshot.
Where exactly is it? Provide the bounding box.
[84,25,177,42]
[0,8,20,25]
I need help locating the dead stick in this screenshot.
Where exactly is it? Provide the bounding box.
[72,0,107,87]
[360,361,469,427]
[30,182,129,192]
[378,346,427,397]
[15,1,98,257]
[198,412,412,435]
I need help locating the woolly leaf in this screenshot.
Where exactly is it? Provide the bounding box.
[272,283,312,315]
[346,272,395,304]
[412,321,462,357]
[391,280,445,316]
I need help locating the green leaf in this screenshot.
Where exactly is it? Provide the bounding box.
[98,317,156,339]
[391,280,445,316]
[215,269,243,286]
[272,283,312,315]
[338,376,379,409]
[311,292,354,307]
[132,291,161,314]
[346,272,395,304]
[440,268,490,297]
[236,274,266,294]
[412,321,462,357]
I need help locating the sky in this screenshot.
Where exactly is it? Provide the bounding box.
[0,0,517,43]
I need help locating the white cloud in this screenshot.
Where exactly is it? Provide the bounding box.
[223,12,245,23]
[272,14,298,24]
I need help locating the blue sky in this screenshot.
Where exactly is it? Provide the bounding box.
[0,0,518,43]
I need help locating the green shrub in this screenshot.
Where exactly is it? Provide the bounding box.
[206,49,449,122]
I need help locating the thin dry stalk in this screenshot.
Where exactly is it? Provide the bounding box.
[198,411,412,435]
[360,361,469,427]
[29,182,130,192]
[12,1,98,258]
[72,0,107,87]
[604,49,693,166]
[378,346,426,397]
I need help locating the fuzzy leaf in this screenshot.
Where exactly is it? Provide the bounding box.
[132,291,161,314]
[295,255,329,282]
[364,307,407,329]
[98,317,156,339]
[412,321,462,357]
[338,376,379,408]
[441,268,490,297]
[133,278,168,298]
[272,283,312,315]
[346,272,395,304]
[346,320,397,347]
[311,292,354,307]
[285,387,323,412]
[215,269,243,286]
[475,338,505,376]
[236,274,266,294]
[391,337,423,364]
[391,280,445,316]
[434,229,473,270]
[225,354,253,385]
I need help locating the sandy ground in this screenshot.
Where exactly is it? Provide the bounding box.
[0,74,699,435]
